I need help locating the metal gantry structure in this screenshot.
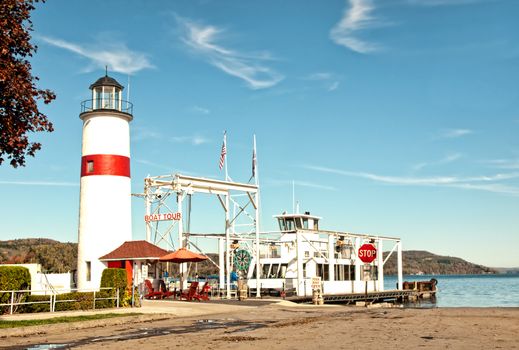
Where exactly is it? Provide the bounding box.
[140,174,260,298]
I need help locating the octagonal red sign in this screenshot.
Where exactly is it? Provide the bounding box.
[358,243,377,263]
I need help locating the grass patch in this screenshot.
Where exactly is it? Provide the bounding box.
[0,313,143,329]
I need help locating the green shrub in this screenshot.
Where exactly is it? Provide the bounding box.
[100,268,127,307]
[0,266,31,314]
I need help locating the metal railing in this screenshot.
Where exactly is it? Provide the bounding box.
[80,99,133,115]
[0,287,120,315]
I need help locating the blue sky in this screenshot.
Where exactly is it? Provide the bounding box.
[1,0,518,267]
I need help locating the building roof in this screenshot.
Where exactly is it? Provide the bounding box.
[99,240,169,261]
[89,75,124,90]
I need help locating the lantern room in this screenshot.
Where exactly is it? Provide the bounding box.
[90,74,123,111]
[80,73,133,116]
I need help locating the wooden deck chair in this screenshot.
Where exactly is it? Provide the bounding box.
[144,279,164,299]
[179,281,200,301]
[159,280,176,299]
[198,281,211,301]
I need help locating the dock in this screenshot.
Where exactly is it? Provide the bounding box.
[286,289,434,304]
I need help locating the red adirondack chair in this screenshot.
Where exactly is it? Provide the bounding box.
[179,281,200,301]
[144,279,164,299]
[198,281,211,301]
[159,280,176,299]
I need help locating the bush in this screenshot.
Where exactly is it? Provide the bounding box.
[99,268,127,307]
[0,266,31,314]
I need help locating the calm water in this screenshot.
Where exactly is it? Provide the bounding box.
[384,274,519,307]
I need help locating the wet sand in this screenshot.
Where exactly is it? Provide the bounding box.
[1,301,518,349]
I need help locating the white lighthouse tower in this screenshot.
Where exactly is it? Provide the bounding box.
[77,73,133,290]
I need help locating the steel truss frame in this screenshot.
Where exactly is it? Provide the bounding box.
[141,174,261,298]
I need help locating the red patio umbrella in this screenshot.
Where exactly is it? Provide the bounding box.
[159,247,208,263]
[159,248,208,292]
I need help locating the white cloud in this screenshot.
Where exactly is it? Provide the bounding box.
[303,72,341,91]
[176,16,284,89]
[328,81,340,91]
[132,126,162,142]
[407,0,486,6]
[485,159,519,169]
[189,105,211,115]
[170,135,210,145]
[39,35,153,75]
[412,153,462,171]
[330,0,382,54]
[0,180,78,187]
[438,128,473,139]
[303,164,519,196]
[266,178,336,191]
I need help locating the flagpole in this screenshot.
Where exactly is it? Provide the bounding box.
[253,134,258,186]
[224,132,228,181]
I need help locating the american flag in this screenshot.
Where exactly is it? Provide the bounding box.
[219,132,227,170]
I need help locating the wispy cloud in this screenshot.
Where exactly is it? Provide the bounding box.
[485,158,519,170]
[188,105,211,115]
[175,16,284,89]
[135,159,199,176]
[39,35,153,75]
[0,180,78,187]
[266,179,337,191]
[438,128,473,139]
[303,164,519,196]
[303,72,341,91]
[170,135,210,145]
[407,0,486,6]
[412,153,462,171]
[132,126,162,142]
[330,0,382,54]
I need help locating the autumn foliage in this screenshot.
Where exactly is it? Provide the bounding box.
[0,0,55,167]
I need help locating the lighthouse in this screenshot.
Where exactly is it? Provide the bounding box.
[77,73,133,290]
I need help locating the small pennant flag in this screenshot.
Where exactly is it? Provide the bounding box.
[219,132,227,170]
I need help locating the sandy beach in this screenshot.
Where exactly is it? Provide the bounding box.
[1,300,518,349]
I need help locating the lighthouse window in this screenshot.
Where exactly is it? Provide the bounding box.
[86,261,91,282]
[87,161,94,173]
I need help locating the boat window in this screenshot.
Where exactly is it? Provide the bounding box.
[277,218,286,231]
[316,264,330,281]
[295,217,303,229]
[314,219,319,230]
[270,264,280,278]
[285,218,295,231]
[334,265,355,281]
[303,218,309,229]
[262,264,271,278]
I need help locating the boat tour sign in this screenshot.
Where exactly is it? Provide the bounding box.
[144,212,181,222]
[358,243,377,263]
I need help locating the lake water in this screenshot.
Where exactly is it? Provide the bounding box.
[384,274,519,307]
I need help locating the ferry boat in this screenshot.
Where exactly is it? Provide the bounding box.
[245,211,403,298]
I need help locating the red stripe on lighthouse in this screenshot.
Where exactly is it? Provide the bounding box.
[81,154,130,177]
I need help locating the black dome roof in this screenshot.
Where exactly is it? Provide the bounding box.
[89,75,124,90]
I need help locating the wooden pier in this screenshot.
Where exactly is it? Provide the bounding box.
[286,289,435,304]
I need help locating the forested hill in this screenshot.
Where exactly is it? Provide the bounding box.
[0,239,77,273]
[383,250,496,275]
[0,239,498,276]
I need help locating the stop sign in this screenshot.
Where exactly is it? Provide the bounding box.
[358,243,377,263]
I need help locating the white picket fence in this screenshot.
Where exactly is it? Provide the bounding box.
[0,287,120,315]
